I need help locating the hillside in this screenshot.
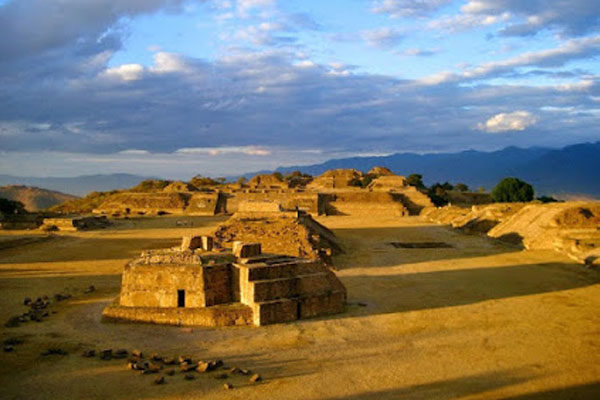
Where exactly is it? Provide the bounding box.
[0,173,154,197]
[271,142,600,198]
[0,185,78,211]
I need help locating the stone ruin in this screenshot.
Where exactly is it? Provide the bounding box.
[103,234,346,327]
[213,201,343,265]
[39,216,110,232]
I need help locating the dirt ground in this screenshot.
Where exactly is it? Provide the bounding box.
[1,215,599,400]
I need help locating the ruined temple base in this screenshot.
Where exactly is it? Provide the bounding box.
[102,301,254,327]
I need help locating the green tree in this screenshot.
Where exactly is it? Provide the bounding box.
[406,174,425,190]
[455,183,469,192]
[0,198,26,215]
[491,177,534,203]
[272,172,284,181]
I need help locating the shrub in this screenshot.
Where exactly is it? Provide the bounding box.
[406,174,426,190]
[491,177,534,203]
[0,198,26,215]
[455,183,469,192]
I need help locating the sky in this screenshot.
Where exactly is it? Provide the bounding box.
[0,0,599,179]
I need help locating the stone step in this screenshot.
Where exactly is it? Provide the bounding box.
[251,289,347,325]
[241,272,332,303]
[241,260,324,281]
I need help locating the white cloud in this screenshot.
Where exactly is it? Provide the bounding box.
[371,0,452,17]
[103,64,144,81]
[478,111,538,133]
[175,146,271,156]
[119,149,150,155]
[362,27,404,48]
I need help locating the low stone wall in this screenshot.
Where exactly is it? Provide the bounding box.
[39,216,110,231]
[102,302,253,327]
[223,191,323,214]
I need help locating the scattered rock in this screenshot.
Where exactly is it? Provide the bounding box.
[151,353,162,361]
[229,367,240,374]
[23,297,32,306]
[3,338,24,346]
[82,349,96,358]
[131,349,143,358]
[223,383,233,390]
[3,345,15,352]
[180,362,196,372]
[239,369,250,375]
[100,349,112,360]
[250,374,262,382]
[208,360,223,370]
[196,361,213,373]
[41,348,68,356]
[114,349,128,359]
[166,369,175,376]
[215,373,228,380]
[154,376,165,385]
[4,316,21,328]
[84,285,96,294]
[184,374,195,381]
[178,355,191,364]
[162,357,175,365]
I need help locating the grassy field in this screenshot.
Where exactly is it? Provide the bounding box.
[1,215,599,399]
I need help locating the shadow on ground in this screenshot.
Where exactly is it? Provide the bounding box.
[332,225,521,269]
[339,261,599,316]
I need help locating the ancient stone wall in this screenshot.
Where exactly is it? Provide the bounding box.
[94,192,191,215]
[184,192,224,215]
[120,263,233,308]
[223,191,323,214]
[321,191,408,216]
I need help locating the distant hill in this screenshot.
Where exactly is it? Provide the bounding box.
[270,142,600,198]
[0,173,155,197]
[0,185,78,211]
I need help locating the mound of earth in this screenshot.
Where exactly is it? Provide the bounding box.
[425,201,600,265]
[367,166,395,176]
[162,181,198,193]
[213,210,342,265]
[247,174,288,189]
[307,169,362,190]
[0,185,78,211]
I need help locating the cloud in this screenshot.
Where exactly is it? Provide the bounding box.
[401,48,440,57]
[371,0,452,17]
[477,111,538,133]
[434,0,600,37]
[362,27,404,48]
[175,146,271,156]
[103,64,145,81]
[420,35,600,84]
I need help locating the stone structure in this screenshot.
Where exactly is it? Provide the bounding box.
[307,169,362,190]
[213,205,342,264]
[39,216,110,231]
[103,236,346,326]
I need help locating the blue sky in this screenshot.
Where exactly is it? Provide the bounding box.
[0,0,599,178]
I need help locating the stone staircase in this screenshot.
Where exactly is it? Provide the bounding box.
[235,257,346,325]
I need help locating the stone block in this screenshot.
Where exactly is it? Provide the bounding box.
[233,242,261,258]
[181,236,203,251]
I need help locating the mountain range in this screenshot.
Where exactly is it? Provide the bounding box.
[271,141,600,198]
[0,142,598,199]
[0,173,153,197]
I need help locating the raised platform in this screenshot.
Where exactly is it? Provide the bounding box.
[102,302,253,327]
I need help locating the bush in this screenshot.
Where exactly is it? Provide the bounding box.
[406,174,426,190]
[189,175,220,187]
[131,179,172,192]
[0,198,26,215]
[491,177,534,203]
[455,183,469,192]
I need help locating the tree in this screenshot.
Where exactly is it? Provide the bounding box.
[236,177,247,186]
[406,174,425,190]
[455,183,469,192]
[189,175,220,187]
[0,198,25,215]
[491,177,534,203]
[272,172,284,181]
